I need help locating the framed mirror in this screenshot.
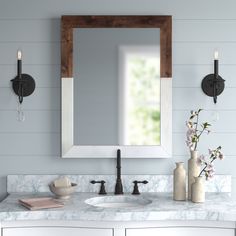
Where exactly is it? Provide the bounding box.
[61,15,172,158]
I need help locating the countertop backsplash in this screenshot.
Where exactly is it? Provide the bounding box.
[7,175,231,194]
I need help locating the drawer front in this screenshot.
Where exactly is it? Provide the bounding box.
[126,227,235,236]
[3,227,113,236]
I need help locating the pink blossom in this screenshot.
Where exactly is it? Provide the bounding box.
[208,168,215,175]
[207,163,214,170]
[186,140,194,150]
[207,169,215,179]
[190,110,197,116]
[186,129,196,146]
[206,173,214,180]
[186,121,194,129]
[208,149,213,155]
[197,155,205,166]
[219,153,224,160]
[186,128,195,137]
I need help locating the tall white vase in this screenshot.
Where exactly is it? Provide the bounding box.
[191,176,205,203]
[188,150,200,200]
[173,162,186,201]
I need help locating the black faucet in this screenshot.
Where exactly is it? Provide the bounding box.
[90,180,107,195]
[132,180,148,195]
[114,149,123,194]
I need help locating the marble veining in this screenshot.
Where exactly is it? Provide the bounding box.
[0,192,236,222]
[7,175,231,193]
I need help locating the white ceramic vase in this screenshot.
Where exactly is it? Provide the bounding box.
[173,162,186,201]
[191,176,205,203]
[188,150,200,200]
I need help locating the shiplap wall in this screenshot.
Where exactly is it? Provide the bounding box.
[0,0,236,200]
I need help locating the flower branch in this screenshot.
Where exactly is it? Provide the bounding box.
[197,146,224,180]
[186,109,211,151]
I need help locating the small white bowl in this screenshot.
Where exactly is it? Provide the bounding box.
[49,183,77,199]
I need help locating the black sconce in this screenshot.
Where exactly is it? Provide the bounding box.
[11,50,35,104]
[201,51,225,104]
[11,50,36,121]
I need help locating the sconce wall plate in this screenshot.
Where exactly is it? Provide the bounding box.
[201,74,225,97]
[11,74,35,97]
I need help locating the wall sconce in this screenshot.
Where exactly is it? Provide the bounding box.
[201,51,225,104]
[11,50,36,121]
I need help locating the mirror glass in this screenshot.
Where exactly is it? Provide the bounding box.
[73,28,160,146]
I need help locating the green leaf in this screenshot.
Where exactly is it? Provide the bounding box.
[190,115,195,120]
[202,122,211,129]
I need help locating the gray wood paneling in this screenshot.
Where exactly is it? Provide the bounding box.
[0,42,60,65]
[173,110,236,133]
[173,65,236,88]
[0,133,59,156]
[174,20,236,42]
[173,88,236,110]
[173,42,236,65]
[0,65,60,88]
[1,0,236,200]
[0,0,236,20]
[0,19,60,42]
[0,110,60,133]
[0,157,120,175]
[173,133,236,156]
[0,88,60,110]
[169,156,233,176]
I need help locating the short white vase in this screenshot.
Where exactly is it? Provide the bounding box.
[173,162,186,201]
[191,176,205,203]
[188,150,200,200]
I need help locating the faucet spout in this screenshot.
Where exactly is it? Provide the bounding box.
[115,149,123,194]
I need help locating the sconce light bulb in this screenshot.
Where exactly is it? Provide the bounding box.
[17,50,22,60]
[214,51,219,60]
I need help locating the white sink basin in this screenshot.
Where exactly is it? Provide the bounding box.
[85,195,152,208]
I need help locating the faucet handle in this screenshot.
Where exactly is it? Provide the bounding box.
[90,180,107,195]
[132,180,148,195]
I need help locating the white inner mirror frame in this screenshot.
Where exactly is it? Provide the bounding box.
[62,77,172,158]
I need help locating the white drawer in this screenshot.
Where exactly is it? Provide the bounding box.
[3,227,113,236]
[126,227,235,236]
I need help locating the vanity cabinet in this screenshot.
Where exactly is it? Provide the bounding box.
[2,227,113,236]
[2,226,235,236]
[1,221,235,236]
[126,227,235,236]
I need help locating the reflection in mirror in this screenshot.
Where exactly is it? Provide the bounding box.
[73,28,160,146]
[119,46,160,145]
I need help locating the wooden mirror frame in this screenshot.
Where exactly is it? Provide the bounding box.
[61,15,172,158]
[61,15,172,78]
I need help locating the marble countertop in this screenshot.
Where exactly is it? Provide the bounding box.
[1,192,236,222]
